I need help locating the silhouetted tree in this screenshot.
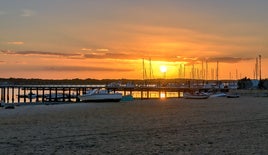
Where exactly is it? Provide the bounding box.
[237,77,253,89]
[260,79,268,89]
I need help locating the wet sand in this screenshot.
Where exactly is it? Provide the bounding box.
[0,97,267,154]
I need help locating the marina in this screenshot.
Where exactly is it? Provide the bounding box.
[0,84,228,105]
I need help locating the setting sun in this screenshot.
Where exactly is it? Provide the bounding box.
[160,66,167,73]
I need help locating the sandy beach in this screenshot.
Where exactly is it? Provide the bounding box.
[0,96,267,154]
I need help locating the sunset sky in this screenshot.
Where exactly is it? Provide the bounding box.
[1,0,267,80]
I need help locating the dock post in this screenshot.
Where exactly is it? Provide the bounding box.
[7,87,9,103]
[3,87,6,103]
[0,88,3,103]
[42,88,45,103]
[68,88,71,102]
[12,87,14,103]
[76,88,80,102]
[36,87,39,102]
[0,88,1,102]
[0,87,3,103]
[55,87,58,102]
[82,88,86,94]
[63,87,65,102]
[49,88,52,102]
[0,88,2,102]
[29,87,32,103]
[23,88,26,103]
[18,87,20,104]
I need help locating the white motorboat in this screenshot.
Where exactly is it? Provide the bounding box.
[78,89,122,102]
[183,92,210,99]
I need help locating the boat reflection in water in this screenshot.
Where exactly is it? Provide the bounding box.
[78,89,122,102]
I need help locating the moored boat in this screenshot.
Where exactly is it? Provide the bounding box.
[183,92,210,99]
[121,94,134,101]
[78,89,122,102]
[226,93,240,98]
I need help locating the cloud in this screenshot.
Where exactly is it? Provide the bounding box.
[81,48,92,51]
[1,50,81,57]
[6,41,24,45]
[1,49,139,60]
[37,66,133,72]
[1,50,254,65]
[96,48,109,52]
[173,55,254,65]
[84,52,129,59]
[206,57,253,63]
[20,9,35,17]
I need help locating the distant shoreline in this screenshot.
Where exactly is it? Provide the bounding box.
[0,77,256,85]
[230,89,268,97]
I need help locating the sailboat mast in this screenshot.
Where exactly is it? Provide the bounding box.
[259,55,262,81]
[142,58,145,80]
[255,57,258,80]
[216,61,219,81]
[149,58,152,80]
[201,60,204,80]
[205,60,208,81]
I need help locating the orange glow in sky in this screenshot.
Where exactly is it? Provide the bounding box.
[0,1,268,80]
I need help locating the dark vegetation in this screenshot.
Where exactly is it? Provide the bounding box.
[1,77,268,89]
[237,77,268,89]
[0,78,130,85]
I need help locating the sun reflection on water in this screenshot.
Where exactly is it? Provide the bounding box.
[160,92,166,99]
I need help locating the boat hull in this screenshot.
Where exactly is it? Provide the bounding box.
[226,94,240,98]
[183,92,209,99]
[183,95,209,99]
[79,93,122,102]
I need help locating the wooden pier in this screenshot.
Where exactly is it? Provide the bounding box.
[0,84,228,105]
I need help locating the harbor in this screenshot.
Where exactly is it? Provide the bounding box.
[0,84,229,105]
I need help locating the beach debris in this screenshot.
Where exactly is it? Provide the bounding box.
[207,141,213,145]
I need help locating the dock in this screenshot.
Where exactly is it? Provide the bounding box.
[0,84,229,105]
